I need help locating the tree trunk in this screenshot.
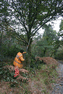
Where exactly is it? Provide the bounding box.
[25,37,32,67]
[43,47,47,56]
[0,30,3,53]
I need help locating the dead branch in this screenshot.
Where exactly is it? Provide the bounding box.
[16,74,27,81]
[3,65,29,73]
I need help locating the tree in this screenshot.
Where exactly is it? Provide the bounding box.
[0,0,9,48]
[32,24,59,57]
[54,19,63,59]
[7,0,63,54]
[42,24,58,56]
[60,20,63,32]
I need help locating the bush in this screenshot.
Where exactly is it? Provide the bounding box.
[0,62,18,87]
[0,62,14,81]
[0,44,20,57]
[55,46,63,60]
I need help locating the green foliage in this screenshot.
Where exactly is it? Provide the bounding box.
[0,62,6,80]
[31,24,59,57]
[28,63,58,94]
[60,20,63,31]
[0,62,18,87]
[40,64,58,85]
[0,58,58,93]
[59,20,63,41]
[55,46,63,60]
[24,89,31,94]
[1,0,62,55]
[0,0,63,59]
[1,45,20,57]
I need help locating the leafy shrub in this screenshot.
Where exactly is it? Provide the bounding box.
[0,62,18,87]
[55,46,63,60]
[0,44,21,57]
[0,54,5,62]
[0,62,6,80]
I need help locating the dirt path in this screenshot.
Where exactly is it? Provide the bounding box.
[51,60,63,94]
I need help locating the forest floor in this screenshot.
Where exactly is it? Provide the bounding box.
[0,58,63,94]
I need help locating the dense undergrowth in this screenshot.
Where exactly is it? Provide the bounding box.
[0,57,58,94]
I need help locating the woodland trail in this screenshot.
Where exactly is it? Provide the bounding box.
[51,60,63,94]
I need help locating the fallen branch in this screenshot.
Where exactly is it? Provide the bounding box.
[3,65,28,73]
[16,74,27,81]
[3,65,29,81]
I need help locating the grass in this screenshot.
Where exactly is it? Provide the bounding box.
[27,64,58,93]
[0,60,58,94]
